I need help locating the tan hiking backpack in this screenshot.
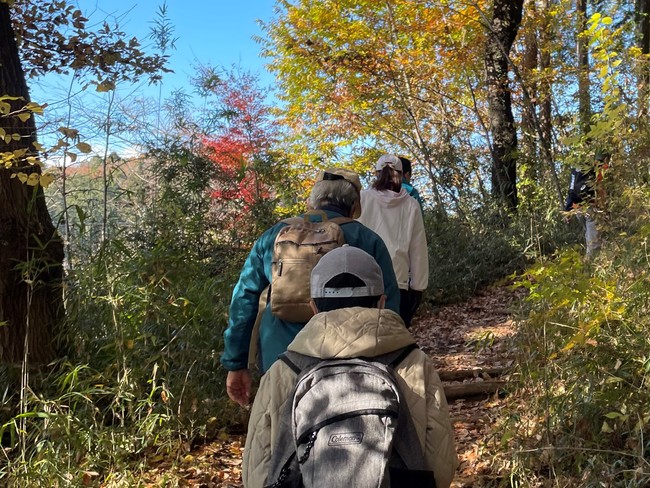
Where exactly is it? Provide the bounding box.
[270,211,352,323]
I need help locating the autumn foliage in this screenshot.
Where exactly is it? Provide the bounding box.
[198,69,276,233]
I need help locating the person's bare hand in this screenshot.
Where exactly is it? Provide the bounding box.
[226,369,252,407]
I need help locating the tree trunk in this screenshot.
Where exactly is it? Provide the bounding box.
[577,0,591,132]
[520,0,539,205]
[538,0,561,204]
[485,0,524,211]
[637,0,650,117]
[0,2,64,365]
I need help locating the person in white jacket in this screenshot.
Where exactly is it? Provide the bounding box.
[242,246,457,488]
[357,153,429,327]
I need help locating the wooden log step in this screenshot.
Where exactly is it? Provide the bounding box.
[444,380,507,401]
[438,367,509,382]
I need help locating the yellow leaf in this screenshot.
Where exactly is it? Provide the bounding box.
[58,127,79,139]
[11,133,21,141]
[26,173,40,186]
[17,112,31,122]
[32,141,43,151]
[76,142,92,153]
[16,172,28,183]
[125,339,134,349]
[96,80,116,92]
[25,102,45,115]
[2,135,9,144]
[39,173,54,188]
[0,128,5,138]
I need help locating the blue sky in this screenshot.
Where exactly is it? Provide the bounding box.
[32,0,278,103]
[27,0,279,153]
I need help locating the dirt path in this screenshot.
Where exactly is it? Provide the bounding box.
[411,285,521,487]
[141,284,522,487]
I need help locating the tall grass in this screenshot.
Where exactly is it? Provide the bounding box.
[1,142,253,485]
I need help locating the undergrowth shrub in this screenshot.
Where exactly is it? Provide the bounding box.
[424,203,581,305]
[492,201,650,486]
[0,139,265,485]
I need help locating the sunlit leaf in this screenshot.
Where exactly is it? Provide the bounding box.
[76,142,92,153]
[26,173,40,186]
[24,102,45,114]
[96,79,116,92]
[39,173,55,188]
[58,127,79,139]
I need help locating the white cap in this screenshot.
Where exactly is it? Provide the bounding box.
[311,245,384,298]
[375,154,403,172]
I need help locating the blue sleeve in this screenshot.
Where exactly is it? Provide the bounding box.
[342,222,401,314]
[221,226,278,371]
[374,242,401,314]
[411,187,424,212]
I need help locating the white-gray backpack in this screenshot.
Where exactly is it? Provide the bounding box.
[264,344,436,488]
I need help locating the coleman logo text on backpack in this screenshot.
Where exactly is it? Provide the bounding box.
[264,345,436,488]
[270,211,351,323]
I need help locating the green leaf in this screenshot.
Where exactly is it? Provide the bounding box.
[604,412,621,419]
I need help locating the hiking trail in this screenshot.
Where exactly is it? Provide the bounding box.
[140,284,522,487]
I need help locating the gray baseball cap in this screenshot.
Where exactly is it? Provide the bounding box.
[311,245,384,298]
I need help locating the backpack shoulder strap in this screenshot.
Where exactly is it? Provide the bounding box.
[280,213,354,227]
[364,343,420,369]
[328,216,355,225]
[278,350,321,375]
[388,343,420,368]
[279,216,305,226]
[281,344,419,375]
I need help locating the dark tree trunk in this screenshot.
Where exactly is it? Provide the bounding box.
[0,2,64,365]
[485,0,524,211]
[577,0,591,132]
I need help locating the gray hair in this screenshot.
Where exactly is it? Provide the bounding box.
[309,179,359,214]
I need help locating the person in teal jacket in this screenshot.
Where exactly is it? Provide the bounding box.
[222,168,401,407]
[399,156,424,212]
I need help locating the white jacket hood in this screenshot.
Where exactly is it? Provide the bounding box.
[357,188,429,291]
[363,187,412,207]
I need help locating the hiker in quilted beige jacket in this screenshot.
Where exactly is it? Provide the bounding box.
[243,246,457,488]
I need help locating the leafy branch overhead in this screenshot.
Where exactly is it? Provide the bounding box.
[10,0,171,84]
